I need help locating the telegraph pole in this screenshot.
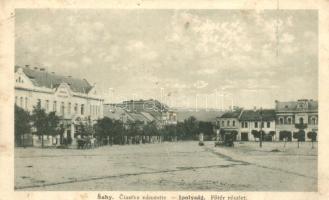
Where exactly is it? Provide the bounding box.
[259,107,263,148]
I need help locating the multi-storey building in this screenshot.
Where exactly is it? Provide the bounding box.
[239,109,276,141]
[275,99,318,141]
[15,65,104,146]
[216,110,242,140]
[216,99,318,142]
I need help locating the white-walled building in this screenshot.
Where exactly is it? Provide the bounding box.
[15,65,104,146]
[239,109,276,141]
[275,99,318,142]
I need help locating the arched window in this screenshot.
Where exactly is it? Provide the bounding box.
[299,117,304,124]
[311,117,317,125]
[287,117,292,124]
[81,104,84,115]
[227,120,230,126]
[222,121,224,126]
[279,118,284,124]
[233,120,235,127]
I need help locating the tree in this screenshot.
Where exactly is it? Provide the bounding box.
[198,121,214,141]
[183,116,199,140]
[251,130,260,141]
[293,130,305,148]
[47,111,61,137]
[14,105,31,147]
[142,121,158,143]
[31,103,48,148]
[280,131,291,148]
[307,131,317,149]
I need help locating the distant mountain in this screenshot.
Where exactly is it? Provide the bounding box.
[172,108,225,122]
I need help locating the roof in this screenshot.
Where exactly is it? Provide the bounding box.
[219,110,242,119]
[175,109,224,122]
[103,105,134,121]
[122,99,169,112]
[15,66,93,94]
[276,100,318,112]
[140,112,157,122]
[240,109,276,121]
[127,112,149,122]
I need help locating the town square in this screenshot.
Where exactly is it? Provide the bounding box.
[13,9,318,191]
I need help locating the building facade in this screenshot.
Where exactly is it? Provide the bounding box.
[275,99,318,141]
[216,110,242,140]
[239,109,276,141]
[216,99,318,142]
[15,65,104,146]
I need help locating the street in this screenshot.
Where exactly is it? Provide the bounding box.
[15,141,317,191]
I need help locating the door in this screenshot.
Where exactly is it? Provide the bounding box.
[241,132,249,141]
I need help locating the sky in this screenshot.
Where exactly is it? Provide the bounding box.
[15,9,318,109]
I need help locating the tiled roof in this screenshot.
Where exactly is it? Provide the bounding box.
[15,66,93,94]
[240,109,275,121]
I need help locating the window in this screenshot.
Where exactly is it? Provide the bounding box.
[53,101,57,112]
[287,118,292,124]
[227,120,230,126]
[68,102,71,114]
[20,97,23,107]
[279,118,284,124]
[222,121,224,126]
[261,122,264,128]
[233,120,235,127]
[245,122,248,128]
[255,122,258,128]
[74,104,78,114]
[241,122,244,128]
[61,102,65,115]
[81,104,84,115]
[311,117,317,125]
[45,100,49,111]
[299,117,304,124]
[267,121,270,128]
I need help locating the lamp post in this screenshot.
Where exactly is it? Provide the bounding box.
[259,107,263,148]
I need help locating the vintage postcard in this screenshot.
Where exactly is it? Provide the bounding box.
[0,0,329,200]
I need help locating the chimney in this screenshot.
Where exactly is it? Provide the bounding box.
[40,68,45,71]
[34,67,38,70]
[25,65,30,68]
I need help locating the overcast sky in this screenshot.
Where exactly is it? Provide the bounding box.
[15,9,318,109]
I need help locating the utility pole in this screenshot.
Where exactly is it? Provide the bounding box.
[259,107,263,148]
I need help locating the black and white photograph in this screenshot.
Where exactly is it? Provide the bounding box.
[12,8,319,192]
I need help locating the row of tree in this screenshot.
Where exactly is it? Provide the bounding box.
[94,116,214,145]
[15,104,63,148]
[15,105,214,148]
